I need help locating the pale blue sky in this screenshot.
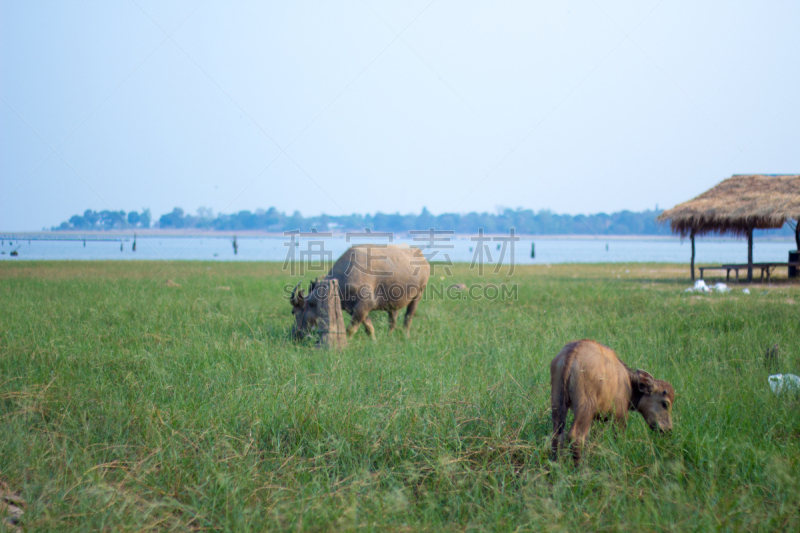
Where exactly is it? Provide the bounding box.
[2,0,799,231]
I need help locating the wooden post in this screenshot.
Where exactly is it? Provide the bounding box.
[746,227,753,283]
[315,279,347,350]
[690,230,696,281]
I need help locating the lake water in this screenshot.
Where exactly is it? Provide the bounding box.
[0,236,796,265]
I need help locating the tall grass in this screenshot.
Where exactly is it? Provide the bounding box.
[1,261,799,531]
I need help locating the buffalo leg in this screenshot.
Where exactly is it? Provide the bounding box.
[403,296,421,332]
[347,303,375,339]
[550,370,569,460]
[550,401,568,460]
[567,408,594,465]
[362,316,376,338]
[387,309,399,332]
[612,405,628,437]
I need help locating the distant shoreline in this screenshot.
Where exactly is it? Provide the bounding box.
[0,230,794,242]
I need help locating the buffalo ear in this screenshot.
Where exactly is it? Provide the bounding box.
[635,370,655,395]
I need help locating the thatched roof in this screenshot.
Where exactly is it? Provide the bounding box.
[657,174,800,237]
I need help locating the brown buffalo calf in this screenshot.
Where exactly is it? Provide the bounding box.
[550,340,675,464]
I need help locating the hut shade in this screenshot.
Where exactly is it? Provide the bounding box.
[657,174,800,237]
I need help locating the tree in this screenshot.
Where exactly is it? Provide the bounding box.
[159,208,185,228]
[140,208,151,228]
[83,210,99,228]
[196,206,214,221]
[99,210,126,230]
[68,214,88,228]
[127,211,140,226]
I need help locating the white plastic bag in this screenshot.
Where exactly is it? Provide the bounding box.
[713,283,730,293]
[768,374,800,395]
[685,280,711,293]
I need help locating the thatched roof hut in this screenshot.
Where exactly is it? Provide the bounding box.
[657,174,800,237]
[658,175,800,282]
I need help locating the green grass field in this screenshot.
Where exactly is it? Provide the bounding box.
[1,261,799,531]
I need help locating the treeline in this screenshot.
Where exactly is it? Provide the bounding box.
[54,206,675,235]
[54,206,800,236]
[54,209,152,230]
[154,207,676,235]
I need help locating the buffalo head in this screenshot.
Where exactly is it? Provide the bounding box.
[290,279,321,339]
[633,370,675,433]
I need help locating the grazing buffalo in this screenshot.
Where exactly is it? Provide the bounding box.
[550,340,674,464]
[291,244,430,339]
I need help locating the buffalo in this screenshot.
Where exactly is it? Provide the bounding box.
[291,244,430,339]
[550,340,675,464]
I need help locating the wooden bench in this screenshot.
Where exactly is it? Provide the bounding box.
[698,265,742,282]
[699,262,800,283]
[756,262,800,282]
